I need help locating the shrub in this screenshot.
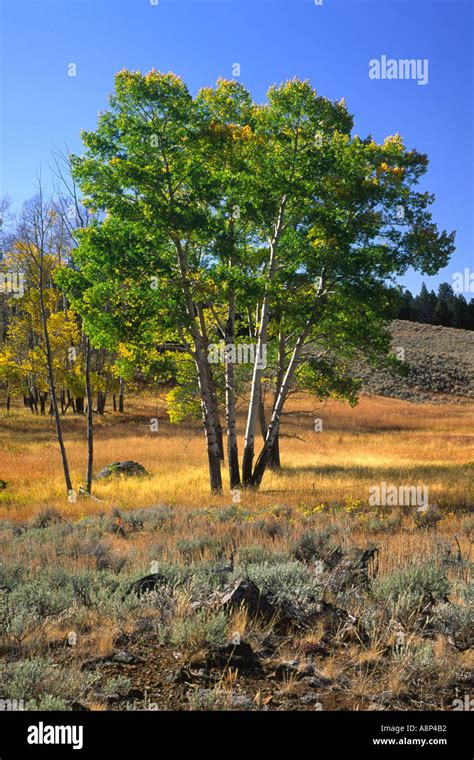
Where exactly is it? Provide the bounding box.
[176,536,227,562]
[214,505,250,523]
[245,561,323,609]
[30,508,64,529]
[253,520,283,540]
[26,695,69,710]
[373,564,450,626]
[0,657,96,708]
[101,676,132,698]
[366,514,402,534]
[432,602,474,650]
[397,642,441,686]
[0,577,74,649]
[291,528,336,563]
[168,610,228,650]
[238,546,289,567]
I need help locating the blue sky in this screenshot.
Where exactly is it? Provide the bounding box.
[0,0,472,294]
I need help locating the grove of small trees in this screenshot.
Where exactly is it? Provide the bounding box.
[0,72,455,494]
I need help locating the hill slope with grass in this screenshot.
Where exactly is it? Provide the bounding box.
[357,320,474,403]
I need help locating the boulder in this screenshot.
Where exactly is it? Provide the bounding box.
[127,573,170,597]
[111,650,143,665]
[206,640,261,672]
[95,461,149,479]
[218,578,276,620]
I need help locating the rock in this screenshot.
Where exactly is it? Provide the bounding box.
[218,579,276,620]
[126,688,145,700]
[229,693,254,709]
[273,660,301,680]
[111,650,143,665]
[300,693,323,705]
[95,461,149,479]
[127,573,169,597]
[303,671,333,688]
[134,617,156,634]
[206,640,261,672]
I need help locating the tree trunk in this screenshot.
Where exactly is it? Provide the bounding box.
[6,394,11,412]
[268,329,285,472]
[258,388,281,470]
[242,196,286,484]
[39,392,47,415]
[251,322,311,488]
[38,269,72,494]
[113,394,117,412]
[85,337,94,493]
[269,426,281,470]
[64,390,73,414]
[197,305,225,463]
[225,294,240,488]
[175,238,223,492]
[29,389,38,414]
[119,377,125,413]
[75,397,84,414]
[96,391,106,415]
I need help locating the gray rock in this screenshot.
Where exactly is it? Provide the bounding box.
[111,650,143,665]
[218,578,276,620]
[95,461,149,479]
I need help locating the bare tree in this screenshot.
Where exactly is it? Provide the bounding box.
[18,182,72,494]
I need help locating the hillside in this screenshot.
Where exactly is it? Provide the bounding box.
[357,320,474,403]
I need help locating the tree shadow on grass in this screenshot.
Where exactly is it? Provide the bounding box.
[284,462,473,484]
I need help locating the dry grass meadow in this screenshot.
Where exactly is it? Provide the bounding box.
[1,392,472,520]
[0,392,472,711]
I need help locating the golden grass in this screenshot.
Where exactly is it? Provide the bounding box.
[0,393,472,522]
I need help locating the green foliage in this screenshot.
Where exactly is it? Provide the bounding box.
[66,70,455,458]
